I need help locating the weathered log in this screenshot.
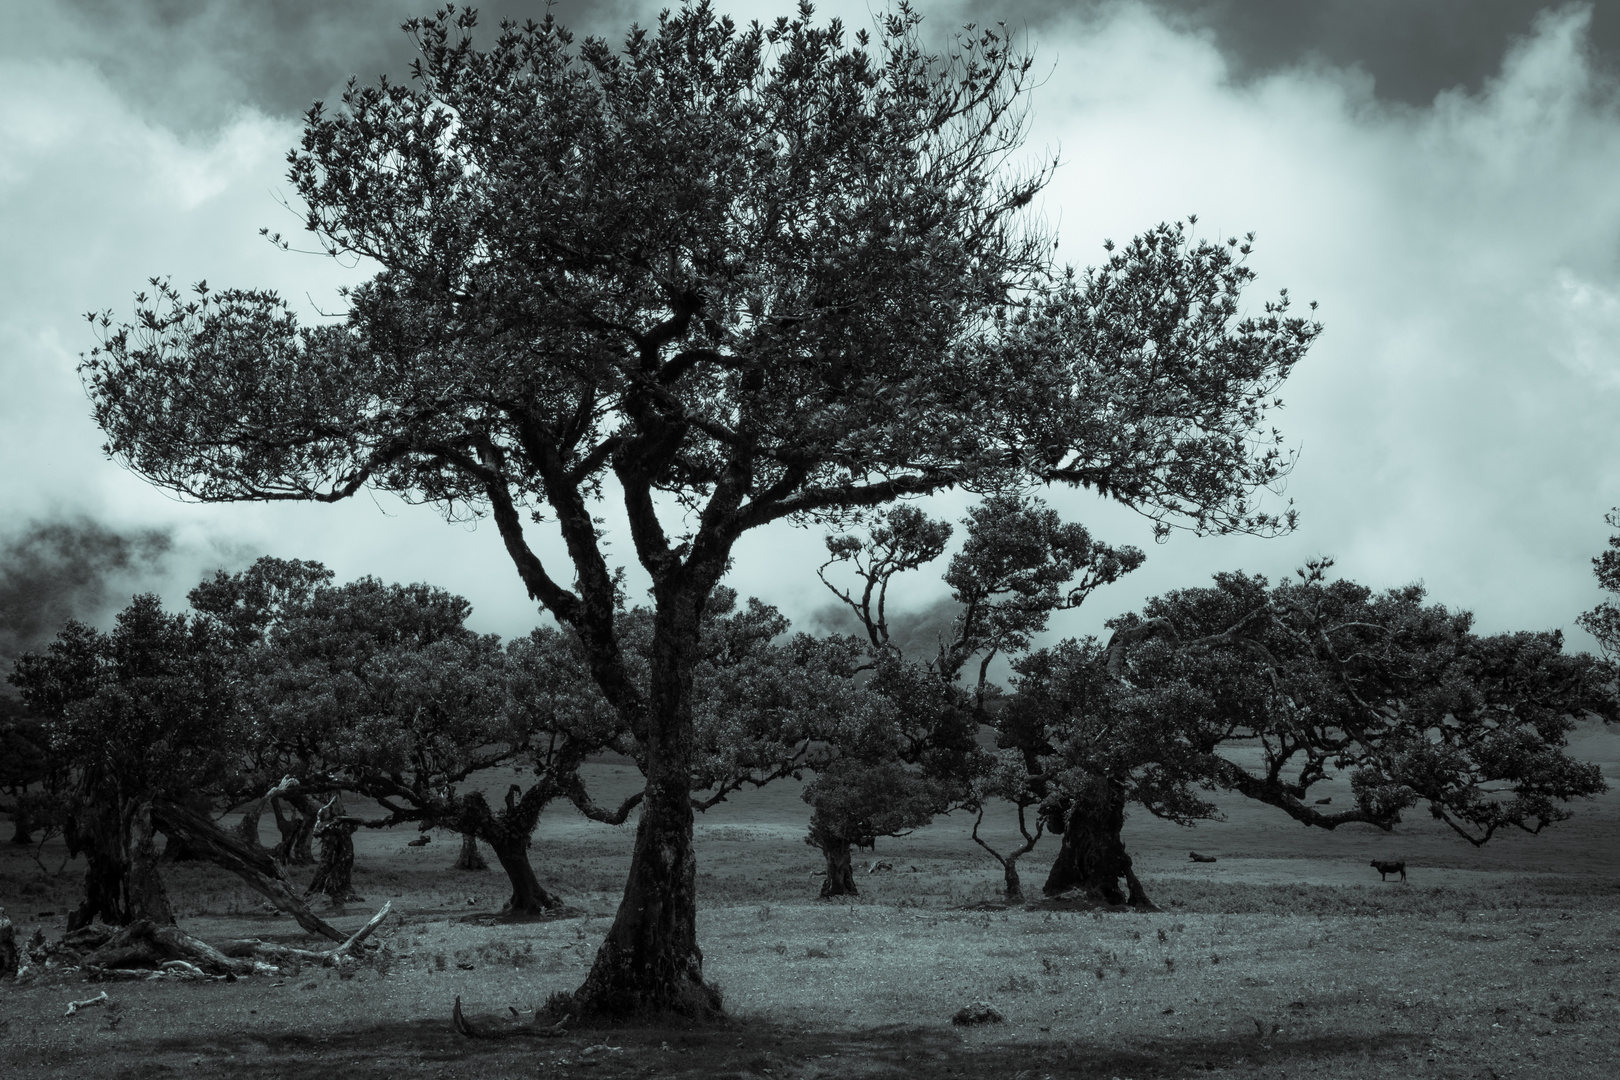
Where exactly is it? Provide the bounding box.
[215,940,332,964]
[78,900,391,978]
[81,920,253,976]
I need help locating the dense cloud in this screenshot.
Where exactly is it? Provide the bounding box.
[15,0,673,130]
[810,597,966,664]
[0,517,173,668]
[1,0,1618,660]
[977,0,1620,106]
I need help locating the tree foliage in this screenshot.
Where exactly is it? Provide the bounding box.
[997,561,1615,908]
[813,495,1142,899]
[9,596,236,929]
[1578,508,1620,660]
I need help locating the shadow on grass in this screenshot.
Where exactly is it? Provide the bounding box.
[58,1011,1428,1080]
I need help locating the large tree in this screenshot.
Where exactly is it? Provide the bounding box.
[81,3,1317,1016]
[9,596,236,929]
[1000,562,1616,908]
[812,495,1142,899]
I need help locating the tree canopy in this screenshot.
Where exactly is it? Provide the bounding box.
[9,595,236,929]
[79,2,1318,1017]
[992,562,1615,908]
[1579,508,1620,660]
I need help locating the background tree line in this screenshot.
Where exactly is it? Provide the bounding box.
[6,491,1615,954]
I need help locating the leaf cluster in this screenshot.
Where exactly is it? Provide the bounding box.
[8,595,240,809]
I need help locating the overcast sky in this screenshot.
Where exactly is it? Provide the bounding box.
[3,0,1620,669]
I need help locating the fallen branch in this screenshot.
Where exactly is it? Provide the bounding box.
[65,991,108,1016]
[333,901,392,957]
[74,900,393,980]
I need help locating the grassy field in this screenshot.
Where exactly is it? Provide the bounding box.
[3,720,1619,1078]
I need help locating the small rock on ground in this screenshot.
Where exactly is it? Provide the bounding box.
[951,1001,1004,1026]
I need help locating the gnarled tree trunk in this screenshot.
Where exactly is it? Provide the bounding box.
[568,592,720,1019]
[271,795,317,865]
[305,795,363,904]
[65,804,125,930]
[488,832,560,914]
[453,831,488,871]
[1042,778,1155,910]
[448,787,563,916]
[124,802,175,925]
[64,800,174,931]
[808,830,858,898]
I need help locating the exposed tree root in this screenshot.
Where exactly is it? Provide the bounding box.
[452,995,570,1039]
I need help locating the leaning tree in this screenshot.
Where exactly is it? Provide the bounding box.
[999,562,1617,908]
[81,3,1317,1017]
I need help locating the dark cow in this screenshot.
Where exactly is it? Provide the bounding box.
[1370,859,1406,881]
[1189,851,1217,863]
